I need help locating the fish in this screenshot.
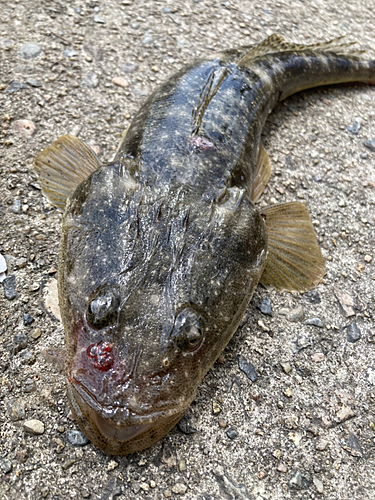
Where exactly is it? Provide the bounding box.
[34,34,375,455]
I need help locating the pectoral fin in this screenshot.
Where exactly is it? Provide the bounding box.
[260,202,325,292]
[251,143,271,203]
[33,134,101,210]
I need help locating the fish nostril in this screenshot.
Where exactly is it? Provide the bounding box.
[87,341,114,371]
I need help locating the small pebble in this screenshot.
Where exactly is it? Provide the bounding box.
[131,86,149,98]
[346,121,361,134]
[12,119,36,137]
[307,425,319,436]
[364,139,375,152]
[24,419,45,435]
[257,294,273,316]
[0,459,12,474]
[107,460,118,471]
[179,459,187,472]
[163,489,172,498]
[121,62,139,73]
[132,482,141,494]
[3,275,16,299]
[23,313,34,326]
[40,486,49,498]
[344,321,361,343]
[16,450,27,463]
[311,353,325,363]
[237,354,258,382]
[0,253,7,274]
[218,419,227,428]
[9,199,22,214]
[334,288,356,317]
[341,433,363,457]
[81,73,99,88]
[142,34,154,45]
[94,15,105,23]
[16,257,28,268]
[336,405,354,422]
[63,49,78,58]
[5,399,26,421]
[304,290,321,304]
[29,282,40,292]
[67,429,89,446]
[140,482,150,492]
[305,318,324,328]
[364,255,372,263]
[177,413,197,434]
[26,78,42,87]
[111,76,129,87]
[284,388,292,398]
[313,477,324,494]
[226,428,238,439]
[212,402,221,414]
[23,378,36,393]
[62,459,76,470]
[20,42,42,60]
[280,361,292,374]
[288,305,304,322]
[172,483,187,495]
[293,336,311,353]
[277,463,287,473]
[315,439,329,451]
[289,471,303,490]
[6,81,28,93]
[22,350,36,364]
[13,332,28,353]
[31,328,42,340]
[273,449,281,459]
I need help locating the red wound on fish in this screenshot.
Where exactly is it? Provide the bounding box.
[87,342,114,371]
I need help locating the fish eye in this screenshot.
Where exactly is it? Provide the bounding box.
[86,288,120,330]
[171,308,204,352]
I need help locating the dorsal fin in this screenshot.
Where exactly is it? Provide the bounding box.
[34,134,101,210]
[238,34,363,66]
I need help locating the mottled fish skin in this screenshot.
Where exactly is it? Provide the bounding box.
[59,39,375,454]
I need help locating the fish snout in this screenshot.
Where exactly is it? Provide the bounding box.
[67,381,185,454]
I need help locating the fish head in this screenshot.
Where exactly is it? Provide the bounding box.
[59,166,267,454]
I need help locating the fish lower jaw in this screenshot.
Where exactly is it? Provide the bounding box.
[67,380,187,455]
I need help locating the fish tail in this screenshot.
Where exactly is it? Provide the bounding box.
[238,35,375,100]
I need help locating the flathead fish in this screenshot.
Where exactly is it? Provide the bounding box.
[34,35,375,455]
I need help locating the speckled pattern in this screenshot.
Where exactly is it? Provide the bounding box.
[1,0,375,499]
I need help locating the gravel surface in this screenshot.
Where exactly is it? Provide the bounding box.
[1,1,375,499]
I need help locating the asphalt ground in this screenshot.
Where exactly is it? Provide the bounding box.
[1,1,375,499]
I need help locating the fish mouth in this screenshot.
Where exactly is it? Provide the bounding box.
[68,378,186,454]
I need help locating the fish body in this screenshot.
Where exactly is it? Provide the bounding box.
[34,35,375,455]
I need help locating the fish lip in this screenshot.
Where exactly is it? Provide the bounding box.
[68,378,186,447]
[69,377,185,426]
